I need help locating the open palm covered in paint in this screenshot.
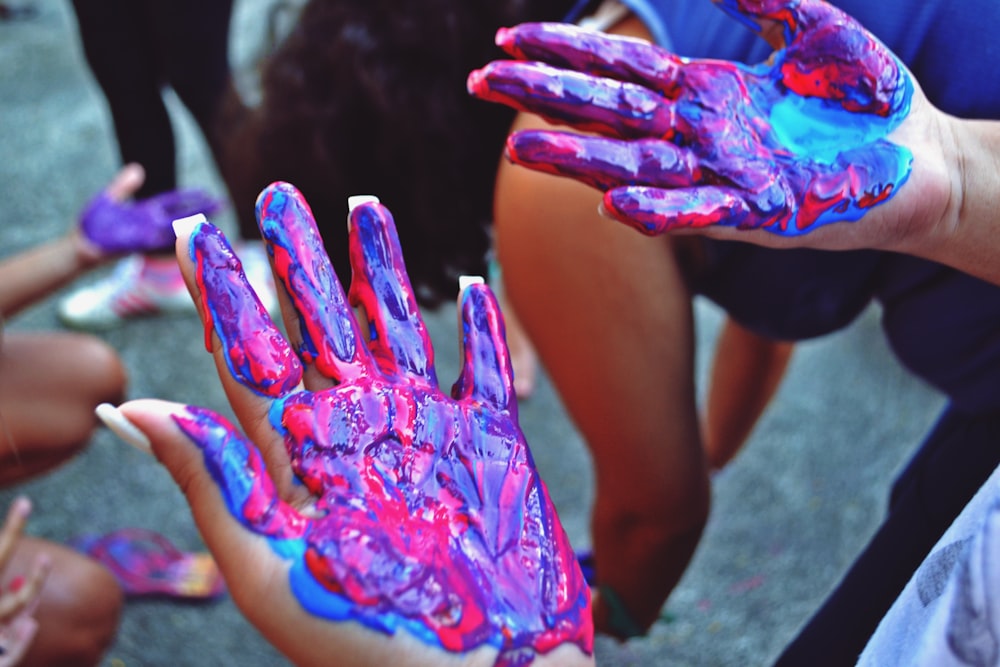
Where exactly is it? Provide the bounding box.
[170,182,591,666]
[467,0,914,237]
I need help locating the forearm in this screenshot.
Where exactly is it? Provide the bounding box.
[0,233,104,317]
[913,116,1000,287]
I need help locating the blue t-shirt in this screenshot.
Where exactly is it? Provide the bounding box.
[609,0,1000,412]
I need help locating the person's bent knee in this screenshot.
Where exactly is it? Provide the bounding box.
[69,334,128,407]
[11,537,123,667]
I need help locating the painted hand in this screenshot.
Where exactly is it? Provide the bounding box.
[467,0,914,237]
[116,183,592,667]
[79,164,221,255]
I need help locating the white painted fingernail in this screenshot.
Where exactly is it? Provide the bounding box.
[299,503,325,519]
[95,403,152,455]
[347,195,379,212]
[458,275,485,294]
[172,213,207,238]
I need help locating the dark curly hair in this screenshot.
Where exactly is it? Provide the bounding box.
[219,0,578,307]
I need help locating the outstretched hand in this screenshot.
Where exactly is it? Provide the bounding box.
[109,183,592,667]
[468,0,955,253]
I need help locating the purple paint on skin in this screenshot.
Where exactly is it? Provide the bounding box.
[255,184,372,381]
[173,405,310,541]
[346,201,438,384]
[81,188,221,253]
[467,0,912,236]
[189,220,302,397]
[179,184,593,665]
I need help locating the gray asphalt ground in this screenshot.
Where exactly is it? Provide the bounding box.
[0,2,947,665]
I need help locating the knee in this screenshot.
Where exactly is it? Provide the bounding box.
[52,335,127,457]
[71,335,128,407]
[14,539,123,667]
[52,356,120,454]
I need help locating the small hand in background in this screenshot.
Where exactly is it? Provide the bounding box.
[0,498,50,667]
[77,163,222,259]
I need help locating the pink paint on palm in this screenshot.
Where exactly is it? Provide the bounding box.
[178,183,593,665]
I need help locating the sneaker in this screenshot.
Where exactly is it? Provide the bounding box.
[58,254,195,330]
[59,243,279,331]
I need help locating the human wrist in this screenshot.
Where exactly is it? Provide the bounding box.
[917,115,1000,284]
[67,228,108,271]
[954,118,1000,237]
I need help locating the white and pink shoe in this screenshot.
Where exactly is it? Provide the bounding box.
[58,244,277,330]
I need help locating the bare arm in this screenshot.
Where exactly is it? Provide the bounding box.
[0,164,145,318]
[0,232,103,318]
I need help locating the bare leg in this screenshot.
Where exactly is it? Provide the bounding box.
[0,332,125,662]
[702,319,794,471]
[2,537,122,667]
[494,70,710,636]
[0,333,127,485]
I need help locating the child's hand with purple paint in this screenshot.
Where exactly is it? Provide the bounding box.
[77,163,222,256]
[0,164,177,318]
[69,164,148,269]
[103,183,593,667]
[468,0,958,255]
